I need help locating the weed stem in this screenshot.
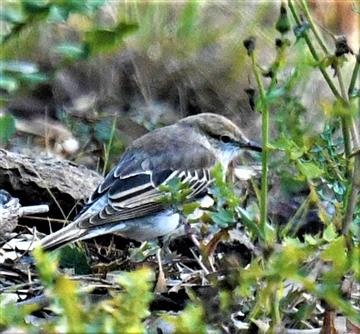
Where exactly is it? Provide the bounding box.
[250,53,270,244]
[348,50,360,96]
[300,0,329,56]
[287,0,341,100]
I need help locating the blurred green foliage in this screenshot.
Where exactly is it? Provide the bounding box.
[0,0,137,146]
[1,0,102,100]
[0,112,15,144]
[58,245,91,275]
[0,247,154,334]
[167,304,206,334]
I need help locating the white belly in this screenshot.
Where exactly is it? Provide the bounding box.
[116,210,180,241]
[80,209,181,242]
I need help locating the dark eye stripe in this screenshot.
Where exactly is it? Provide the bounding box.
[208,133,235,144]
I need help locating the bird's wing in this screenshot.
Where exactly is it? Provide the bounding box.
[75,126,216,228]
[77,168,212,228]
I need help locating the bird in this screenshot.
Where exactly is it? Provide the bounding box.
[39,113,262,251]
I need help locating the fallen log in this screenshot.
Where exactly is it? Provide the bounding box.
[0,149,102,221]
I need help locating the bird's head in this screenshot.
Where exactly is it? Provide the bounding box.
[179,113,261,151]
[178,113,261,169]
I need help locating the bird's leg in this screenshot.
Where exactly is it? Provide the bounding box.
[154,247,167,293]
[183,218,200,249]
[157,235,171,257]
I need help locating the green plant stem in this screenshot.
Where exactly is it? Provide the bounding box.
[335,60,360,237]
[341,119,352,165]
[342,157,360,235]
[287,0,341,100]
[300,0,329,55]
[269,45,286,92]
[336,70,348,103]
[335,69,353,164]
[250,53,269,243]
[102,115,117,175]
[348,50,360,95]
[271,287,281,332]
[281,194,311,238]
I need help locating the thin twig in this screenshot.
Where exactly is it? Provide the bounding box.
[102,114,118,175]
[250,52,270,244]
[348,50,360,96]
[29,165,68,223]
[22,216,67,224]
[299,0,329,56]
[287,0,341,100]
[189,248,210,275]
[281,194,311,238]
[342,158,360,235]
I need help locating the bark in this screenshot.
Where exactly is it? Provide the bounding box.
[0,149,103,220]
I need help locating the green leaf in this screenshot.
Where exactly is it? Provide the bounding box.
[53,43,89,60]
[350,246,360,278]
[293,303,317,322]
[332,181,345,196]
[22,0,50,15]
[210,208,235,228]
[270,137,289,151]
[297,161,323,179]
[349,88,360,98]
[183,202,200,216]
[0,61,39,74]
[48,5,71,22]
[86,0,105,11]
[323,224,337,242]
[321,236,347,275]
[19,72,48,84]
[32,246,59,287]
[129,241,159,262]
[237,207,261,236]
[271,137,304,159]
[304,234,319,246]
[264,222,276,245]
[167,304,206,334]
[0,8,25,24]
[48,0,105,22]
[59,246,91,275]
[85,22,138,55]
[51,0,105,14]
[266,87,286,101]
[290,148,304,160]
[0,113,16,144]
[0,75,18,92]
[177,0,199,38]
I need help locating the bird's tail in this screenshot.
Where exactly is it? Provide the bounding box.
[39,222,86,251]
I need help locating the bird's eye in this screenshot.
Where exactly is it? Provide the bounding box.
[221,135,232,143]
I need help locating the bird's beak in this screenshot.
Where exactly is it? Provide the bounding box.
[240,140,262,152]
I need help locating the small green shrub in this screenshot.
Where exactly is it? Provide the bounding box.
[0,248,153,334]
